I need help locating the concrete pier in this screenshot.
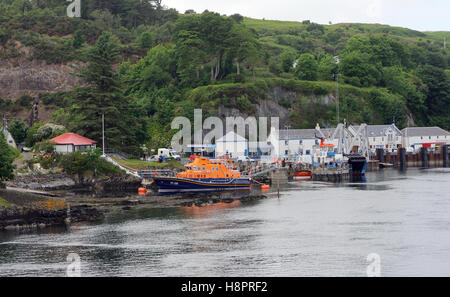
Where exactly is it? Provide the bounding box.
[269,167,291,184]
[311,167,350,182]
[373,146,450,169]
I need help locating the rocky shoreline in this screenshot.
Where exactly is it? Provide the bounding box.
[8,172,142,194]
[1,177,270,231]
[0,205,103,231]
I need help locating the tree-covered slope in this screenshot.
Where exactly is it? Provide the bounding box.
[0,0,449,153]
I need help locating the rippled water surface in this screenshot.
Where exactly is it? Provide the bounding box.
[1,168,450,276]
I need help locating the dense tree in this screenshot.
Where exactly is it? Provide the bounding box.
[173,11,259,83]
[417,65,450,130]
[72,29,84,49]
[0,135,15,182]
[230,13,244,24]
[317,52,338,81]
[7,120,28,144]
[228,24,259,75]
[280,52,296,73]
[294,53,318,81]
[137,31,154,49]
[68,32,145,153]
[340,51,382,87]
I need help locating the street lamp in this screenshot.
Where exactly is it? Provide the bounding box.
[333,56,340,124]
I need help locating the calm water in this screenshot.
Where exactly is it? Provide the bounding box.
[1,168,449,277]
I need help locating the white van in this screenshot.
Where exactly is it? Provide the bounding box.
[158,148,181,160]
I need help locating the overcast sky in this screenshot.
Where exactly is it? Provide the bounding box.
[163,0,450,32]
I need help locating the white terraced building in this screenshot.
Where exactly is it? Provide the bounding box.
[215,131,248,158]
[401,127,450,151]
[267,127,352,158]
[348,124,402,152]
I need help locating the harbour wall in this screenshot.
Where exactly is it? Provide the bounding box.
[371,145,449,169]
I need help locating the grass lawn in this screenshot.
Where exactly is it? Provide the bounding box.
[111,157,185,171]
[0,197,12,207]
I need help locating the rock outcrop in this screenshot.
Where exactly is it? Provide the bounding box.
[0,58,83,99]
[0,205,104,230]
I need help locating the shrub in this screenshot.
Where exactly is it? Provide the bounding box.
[236,96,252,112]
[18,94,34,108]
[8,120,28,144]
[33,123,66,144]
[60,149,124,177]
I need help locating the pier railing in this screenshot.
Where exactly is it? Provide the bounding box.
[138,169,177,179]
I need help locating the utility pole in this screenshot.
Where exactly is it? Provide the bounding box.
[333,55,340,125]
[336,73,339,124]
[102,113,105,156]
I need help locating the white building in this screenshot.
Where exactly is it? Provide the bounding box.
[215,131,248,158]
[50,133,97,154]
[267,127,350,158]
[348,124,402,152]
[401,127,450,151]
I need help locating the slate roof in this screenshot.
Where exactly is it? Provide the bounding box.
[401,127,450,137]
[349,124,402,137]
[216,131,247,142]
[278,128,346,139]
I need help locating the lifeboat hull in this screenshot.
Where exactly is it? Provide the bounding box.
[152,177,251,193]
[294,170,312,180]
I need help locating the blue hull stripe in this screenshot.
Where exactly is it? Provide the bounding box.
[153,177,251,191]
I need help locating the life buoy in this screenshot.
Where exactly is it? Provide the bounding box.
[154,171,158,176]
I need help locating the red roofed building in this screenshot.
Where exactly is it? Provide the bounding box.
[50,133,97,154]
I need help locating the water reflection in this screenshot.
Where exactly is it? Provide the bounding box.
[1,168,450,276]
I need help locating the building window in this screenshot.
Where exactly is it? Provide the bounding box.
[315,140,319,145]
[373,138,376,142]
[285,150,289,155]
[299,140,303,144]
[285,140,288,145]
[306,150,311,155]
[429,136,431,139]
[421,136,423,140]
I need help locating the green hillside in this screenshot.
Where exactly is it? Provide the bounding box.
[0,0,449,155]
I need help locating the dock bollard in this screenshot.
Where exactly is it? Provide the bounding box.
[443,145,449,168]
[399,148,406,171]
[421,147,429,169]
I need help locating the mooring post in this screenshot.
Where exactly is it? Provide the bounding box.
[421,147,429,168]
[443,145,449,168]
[376,148,384,163]
[399,148,406,171]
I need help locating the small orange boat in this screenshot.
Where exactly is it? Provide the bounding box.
[294,170,312,180]
[152,157,251,193]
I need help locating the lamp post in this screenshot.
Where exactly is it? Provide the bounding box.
[333,56,340,124]
[102,113,105,157]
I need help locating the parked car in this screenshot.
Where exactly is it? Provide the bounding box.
[405,147,414,153]
[237,156,255,162]
[148,155,159,161]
